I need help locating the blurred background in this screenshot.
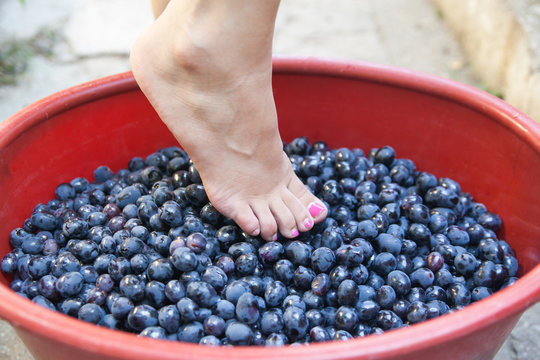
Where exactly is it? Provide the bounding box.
[2,0,540,122]
[0,0,539,359]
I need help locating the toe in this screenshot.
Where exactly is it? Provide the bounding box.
[288,176,328,222]
[269,197,299,239]
[231,204,261,237]
[251,202,278,241]
[215,201,260,236]
[281,189,314,233]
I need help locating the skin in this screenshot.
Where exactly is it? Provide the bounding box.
[130,0,327,241]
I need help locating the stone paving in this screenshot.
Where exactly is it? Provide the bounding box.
[0,0,538,359]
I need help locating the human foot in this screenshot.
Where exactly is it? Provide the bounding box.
[130,0,327,241]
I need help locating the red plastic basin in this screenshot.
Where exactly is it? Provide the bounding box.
[1,57,540,360]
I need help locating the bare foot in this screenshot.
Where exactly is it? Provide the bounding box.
[130,0,327,241]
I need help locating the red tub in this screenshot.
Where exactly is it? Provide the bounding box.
[1,57,540,360]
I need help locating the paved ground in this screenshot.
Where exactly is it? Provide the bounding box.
[0,0,538,359]
[432,0,540,122]
[0,0,478,121]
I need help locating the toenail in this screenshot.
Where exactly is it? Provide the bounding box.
[252,228,260,236]
[271,234,278,241]
[308,202,325,217]
[304,218,313,229]
[291,229,299,237]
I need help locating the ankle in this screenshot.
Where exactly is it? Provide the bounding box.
[159,1,274,82]
[170,34,215,77]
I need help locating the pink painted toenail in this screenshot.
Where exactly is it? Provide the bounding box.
[292,229,299,237]
[304,218,313,228]
[252,228,260,236]
[272,234,278,241]
[309,202,325,217]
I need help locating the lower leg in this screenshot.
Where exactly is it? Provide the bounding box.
[151,0,170,18]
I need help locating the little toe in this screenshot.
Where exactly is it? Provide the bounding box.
[230,204,260,237]
[269,197,299,239]
[288,176,328,222]
[251,202,278,241]
[281,189,314,233]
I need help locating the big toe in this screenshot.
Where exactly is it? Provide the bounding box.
[288,176,328,222]
[281,189,314,233]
